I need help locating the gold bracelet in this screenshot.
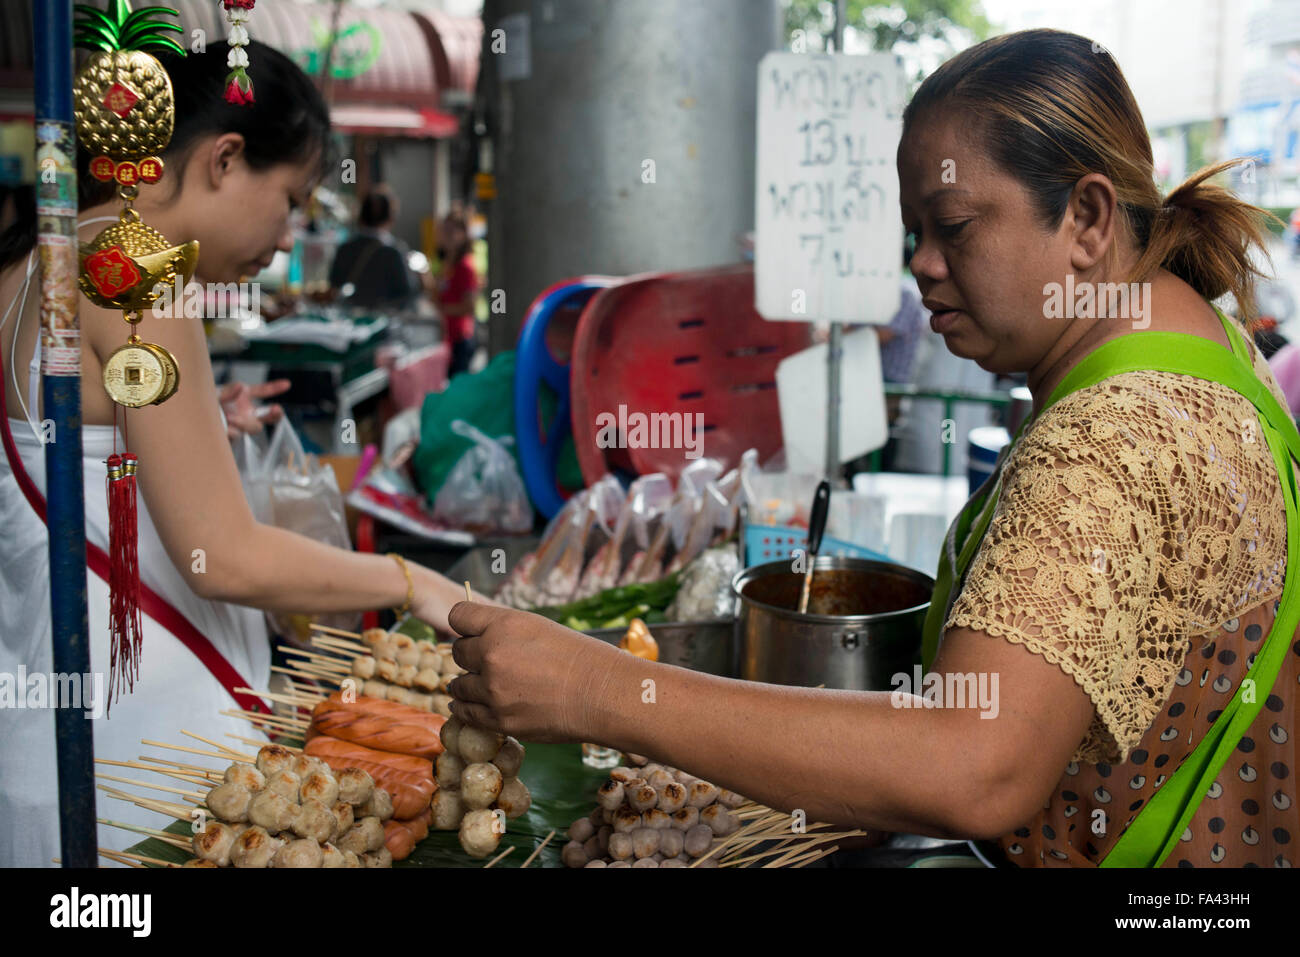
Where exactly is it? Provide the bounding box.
[388,553,413,617]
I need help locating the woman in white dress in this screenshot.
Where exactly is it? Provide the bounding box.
[0,43,469,866]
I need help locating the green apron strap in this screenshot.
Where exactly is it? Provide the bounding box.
[918,310,1300,866]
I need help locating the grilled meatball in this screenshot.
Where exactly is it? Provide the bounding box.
[331,801,354,839]
[335,767,375,806]
[205,782,251,823]
[320,843,347,868]
[362,847,393,868]
[436,751,466,790]
[458,726,503,764]
[192,820,238,867]
[459,809,502,859]
[291,798,337,844]
[222,763,265,792]
[229,825,282,868]
[247,788,297,834]
[496,777,531,819]
[358,787,394,822]
[291,754,330,780]
[255,744,295,777]
[272,838,323,868]
[299,770,340,808]
[461,762,503,810]
[439,715,464,756]
[492,737,526,778]
[431,787,465,831]
[264,769,301,804]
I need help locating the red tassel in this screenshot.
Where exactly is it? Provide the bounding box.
[106,452,143,713]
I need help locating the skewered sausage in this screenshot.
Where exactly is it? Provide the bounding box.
[303,737,434,819]
[310,698,447,759]
[384,819,417,861]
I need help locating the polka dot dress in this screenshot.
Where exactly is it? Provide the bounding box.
[999,599,1297,867]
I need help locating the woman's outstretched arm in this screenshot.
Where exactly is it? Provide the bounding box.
[446,603,1095,838]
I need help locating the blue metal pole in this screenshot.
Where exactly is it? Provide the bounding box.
[33,0,96,869]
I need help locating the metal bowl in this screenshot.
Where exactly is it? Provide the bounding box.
[583,619,738,677]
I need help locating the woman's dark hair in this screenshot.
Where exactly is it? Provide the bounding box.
[440,210,471,263]
[1,40,331,271]
[903,29,1273,320]
[359,187,394,228]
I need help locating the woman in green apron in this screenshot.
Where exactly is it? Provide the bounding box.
[444,28,1299,867]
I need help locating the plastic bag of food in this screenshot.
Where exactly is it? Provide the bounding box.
[529,474,622,605]
[713,448,759,542]
[666,480,730,573]
[666,546,741,621]
[432,420,533,534]
[496,489,588,607]
[620,463,716,585]
[576,473,672,598]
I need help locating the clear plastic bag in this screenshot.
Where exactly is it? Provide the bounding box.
[242,418,360,644]
[433,420,533,535]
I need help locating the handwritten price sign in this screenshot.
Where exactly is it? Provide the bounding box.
[755,52,905,323]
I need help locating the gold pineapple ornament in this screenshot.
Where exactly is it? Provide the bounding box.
[73,0,194,711]
[74,0,193,408]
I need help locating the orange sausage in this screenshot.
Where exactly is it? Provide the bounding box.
[310,705,445,760]
[384,819,416,861]
[304,737,435,819]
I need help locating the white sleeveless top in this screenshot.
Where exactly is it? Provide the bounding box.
[0,239,271,867]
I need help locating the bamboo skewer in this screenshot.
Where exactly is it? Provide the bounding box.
[142,738,252,763]
[310,635,366,655]
[226,731,300,753]
[309,623,363,640]
[95,772,205,801]
[220,708,308,732]
[97,784,195,821]
[100,847,182,868]
[235,687,319,709]
[484,845,515,868]
[97,758,214,786]
[786,845,841,868]
[137,755,222,779]
[98,850,145,868]
[519,829,555,869]
[278,645,351,666]
[181,729,248,760]
[97,817,191,850]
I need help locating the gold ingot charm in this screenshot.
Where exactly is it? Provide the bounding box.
[79,217,198,313]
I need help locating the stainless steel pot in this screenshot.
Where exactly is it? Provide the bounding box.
[732,556,933,690]
[585,619,738,677]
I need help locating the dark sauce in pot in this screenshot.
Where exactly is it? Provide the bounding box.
[740,568,931,617]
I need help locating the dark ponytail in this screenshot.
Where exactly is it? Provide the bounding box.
[1,39,331,271]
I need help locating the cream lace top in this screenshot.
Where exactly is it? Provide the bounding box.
[946,326,1299,866]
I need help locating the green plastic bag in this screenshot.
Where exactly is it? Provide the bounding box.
[413,350,583,506]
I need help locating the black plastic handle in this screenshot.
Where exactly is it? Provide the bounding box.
[807,480,831,557]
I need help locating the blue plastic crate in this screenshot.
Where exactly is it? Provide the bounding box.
[744,524,891,566]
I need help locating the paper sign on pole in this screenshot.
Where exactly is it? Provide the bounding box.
[754,52,906,324]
